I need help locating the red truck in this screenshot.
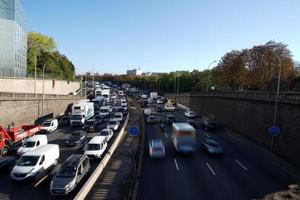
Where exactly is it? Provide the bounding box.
[0,125,41,156]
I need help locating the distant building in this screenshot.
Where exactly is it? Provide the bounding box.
[0,0,27,77]
[127,69,143,76]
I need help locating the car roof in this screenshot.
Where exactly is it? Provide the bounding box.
[24,144,58,156]
[62,154,86,168]
[89,136,106,144]
[151,139,163,147]
[114,112,123,115]
[26,135,47,142]
[172,122,195,131]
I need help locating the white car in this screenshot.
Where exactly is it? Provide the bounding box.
[113,112,123,121]
[40,119,58,134]
[98,128,114,142]
[120,98,126,103]
[185,110,196,118]
[99,106,113,117]
[121,102,128,107]
[149,139,165,158]
[156,99,164,104]
[164,104,175,112]
[107,119,120,131]
[144,108,152,116]
[85,136,107,159]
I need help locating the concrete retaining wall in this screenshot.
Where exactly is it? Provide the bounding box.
[167,93,300,168]
[0,98,79,127]
[0,78,80,95]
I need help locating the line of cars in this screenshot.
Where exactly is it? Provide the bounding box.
[1,88,129,197]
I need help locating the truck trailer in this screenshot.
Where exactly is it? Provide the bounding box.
[70,102,94,126]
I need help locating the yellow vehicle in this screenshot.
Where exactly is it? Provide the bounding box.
[171,123,196,153]
[167,98,176,105]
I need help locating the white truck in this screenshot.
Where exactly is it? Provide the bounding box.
[70,102,94,126]
[101,89,110,102]
[171,123,196,153]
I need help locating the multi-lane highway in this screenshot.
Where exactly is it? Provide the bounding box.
[137,103,299,200]
[0,113,128,200]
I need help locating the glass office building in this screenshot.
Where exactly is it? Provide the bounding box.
[0,0,27,77]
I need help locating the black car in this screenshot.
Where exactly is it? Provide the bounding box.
[84,119,98,133]
[0,156,17,171]
[66,130,88,147]
[58,116,70,127]
[156,106,163,112]
[166,114,176,124]
[201,120,218,131]
[201,138,224,155]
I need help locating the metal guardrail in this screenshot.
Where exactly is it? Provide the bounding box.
[166,91,300,101]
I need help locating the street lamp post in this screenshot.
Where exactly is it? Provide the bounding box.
[206,60,217,93]
[271,53,282,152]
[42,64,46,116]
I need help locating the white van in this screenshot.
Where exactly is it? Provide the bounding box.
[11,144,59,181]
[84,136,107,159]
[40,119,58,134]
[17,135,48,155]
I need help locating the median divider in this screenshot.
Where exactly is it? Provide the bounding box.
[74,113,130,200]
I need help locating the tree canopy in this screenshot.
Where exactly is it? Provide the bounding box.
[27,32,75,81]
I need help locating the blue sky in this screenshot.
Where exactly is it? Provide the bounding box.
[22,0,300,74]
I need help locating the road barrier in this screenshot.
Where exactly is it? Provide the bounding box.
[74,113,130,200]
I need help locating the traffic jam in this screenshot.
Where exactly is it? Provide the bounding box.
[0,83,129,197]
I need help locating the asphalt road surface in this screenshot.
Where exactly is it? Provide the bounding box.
[137,103,299,200]
[0,115,127,200]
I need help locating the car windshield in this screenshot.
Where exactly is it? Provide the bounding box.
[87,143,100,150]
[56,165,76,178]
[109,121,117,125]
[17,156,39,166]
[42,122,51,127]
[100,130,109,136]
[100,109,108,113]
[71,115,82,120]
[71,132,83,138]
[24,141,35,148]
[86,121,94,125]
[115,115,122,118]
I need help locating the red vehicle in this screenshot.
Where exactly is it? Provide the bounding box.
[0,125,41,156]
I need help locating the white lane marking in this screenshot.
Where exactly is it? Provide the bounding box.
[33,175,48,187]
[173,159,179,171]
[165,132,168,138]
[206,163,216,176]
[204,132,210,137]
[235,159,248,171]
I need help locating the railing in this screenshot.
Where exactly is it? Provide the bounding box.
[165,91,300,102]
[0,92,83,100]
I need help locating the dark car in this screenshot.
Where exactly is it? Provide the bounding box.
[66,130,88,147]
[94,114,103,123]
[166,114,176,124]
[0,156,16,171]
[201,119,218,131]
[156,106,163,112]
[58,116,70,127]
[84,119,98,133]
[201,138,224,155]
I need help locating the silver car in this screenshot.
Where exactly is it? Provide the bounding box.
[50,154,90,196]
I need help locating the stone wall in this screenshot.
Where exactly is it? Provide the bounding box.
[168,93,300,168]
[0,98,79,127]
[0,78,80,95]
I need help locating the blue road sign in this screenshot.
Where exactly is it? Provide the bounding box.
[129,126,139,137]
[269,126,280,137]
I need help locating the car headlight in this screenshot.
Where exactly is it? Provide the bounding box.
[27,170,37,177]
[65,181,75,190]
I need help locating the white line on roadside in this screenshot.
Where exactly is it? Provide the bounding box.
[33,175,48,187]
[173,159,179,171]
[204,132,210,137]
[165,132,168,138]
[206,163,216,176]
[235,159,248,171]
